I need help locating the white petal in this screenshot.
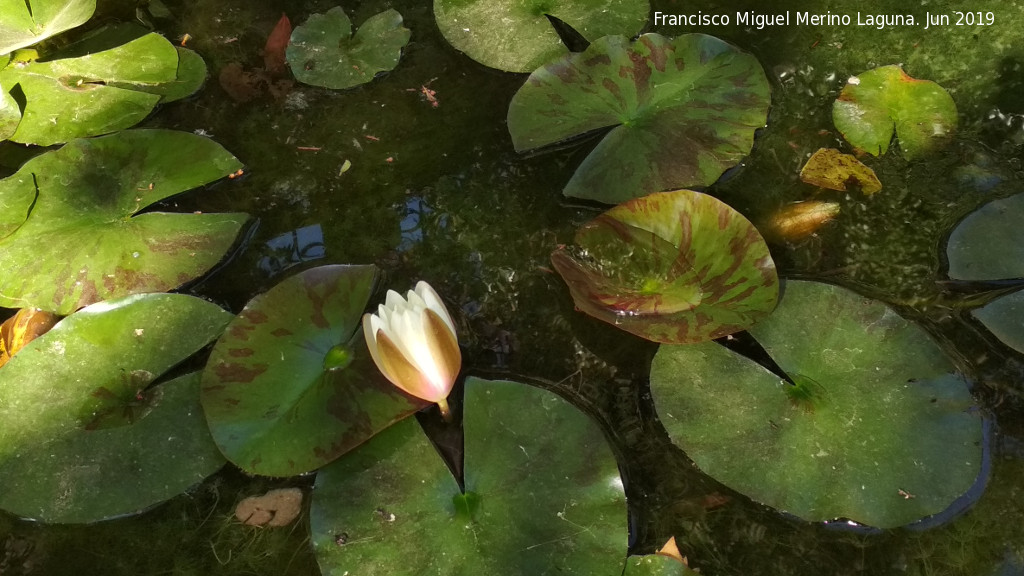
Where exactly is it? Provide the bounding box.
[406,289,427,311]
[384,289,405,310]
[416,281,456,335]
[362,314,393,383]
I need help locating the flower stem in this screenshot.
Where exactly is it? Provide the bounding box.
[436,398,451,422]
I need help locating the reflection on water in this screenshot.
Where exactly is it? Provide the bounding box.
[257,224,326,277]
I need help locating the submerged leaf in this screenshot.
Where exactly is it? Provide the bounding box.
[0,129,248,314]
[508,33,770,204]
[799,148,882,195]
[286,7,410,90]
[833,65,957,159]
[433,0,649,72]
[650,281,983,528]
[264,14,292,75]
[759,200,841,243]
[552,189,778,344]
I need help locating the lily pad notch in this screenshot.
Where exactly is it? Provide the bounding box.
[433,0,650,72]
[286,6,411,90]
[650,280,983,528]
[833,65,957,159]
[508,33,770,204]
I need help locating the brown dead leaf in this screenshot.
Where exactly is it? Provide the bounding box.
[234,488,303,527]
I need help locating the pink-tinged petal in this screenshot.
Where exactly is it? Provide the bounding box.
[421,308,461,388]
[375,328,448,402]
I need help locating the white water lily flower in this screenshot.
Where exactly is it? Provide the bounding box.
[362,281,461,418]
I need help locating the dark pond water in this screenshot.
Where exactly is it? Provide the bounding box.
[2,0,1024,574]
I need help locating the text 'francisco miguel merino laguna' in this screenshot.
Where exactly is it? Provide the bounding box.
[653,11,987,30]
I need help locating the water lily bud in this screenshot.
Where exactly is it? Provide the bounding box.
[362,281,461,419]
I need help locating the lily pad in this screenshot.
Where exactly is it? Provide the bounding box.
[311,377,627,575]
[286,7,410,90]
[833,65,957,159]
[624,555,698,576]
[946,192,1024,281]
[0,129,248,314]
[1,33,196,145]
[0,0,95,56]
[434,0,649,72]
[972,289,1024,355]
[799,148,882,195]
[200,264,429,477]
[508,33,770,204]
[946,192,1024,353]
[551,189,778,344]
[0,78,18,140]
[650,281,982,528]
[0,293,232,522]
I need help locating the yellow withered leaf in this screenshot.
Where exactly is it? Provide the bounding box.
[800,147,882,195]
[0,308,60,368]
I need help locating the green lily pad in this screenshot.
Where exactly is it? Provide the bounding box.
[508,33,770,204]
[286,7,410,90]
[0,78,18,140]
[650,281,982,528]
[551,189,778,344]
[434,0,649,73]
[0,129,248,315]
[946,193,1024,353]
[624,555,698,576]
[201,264,429,477]
[0,0,95,56]
[833,65,957,159]
[972,289,1024,355]
[1,33,193,145]
[120,46,207,103]
[311,377,627,575]
[0,293,232,522]
[947,192,1024,281]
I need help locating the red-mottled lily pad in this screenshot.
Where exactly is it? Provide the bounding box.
[833,65,957,159]
[434,0,649,72]
[200,264,429,477]
[0,293,231,522]
[650,281,983,528]
[311,377,626,575]
[0,0,95,55]
[286,7,410,90]
[1,33,204,145]
[508,33,770,204]
[551,189,778,344]
[946,192,1024,353]
[0,129,248,315]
